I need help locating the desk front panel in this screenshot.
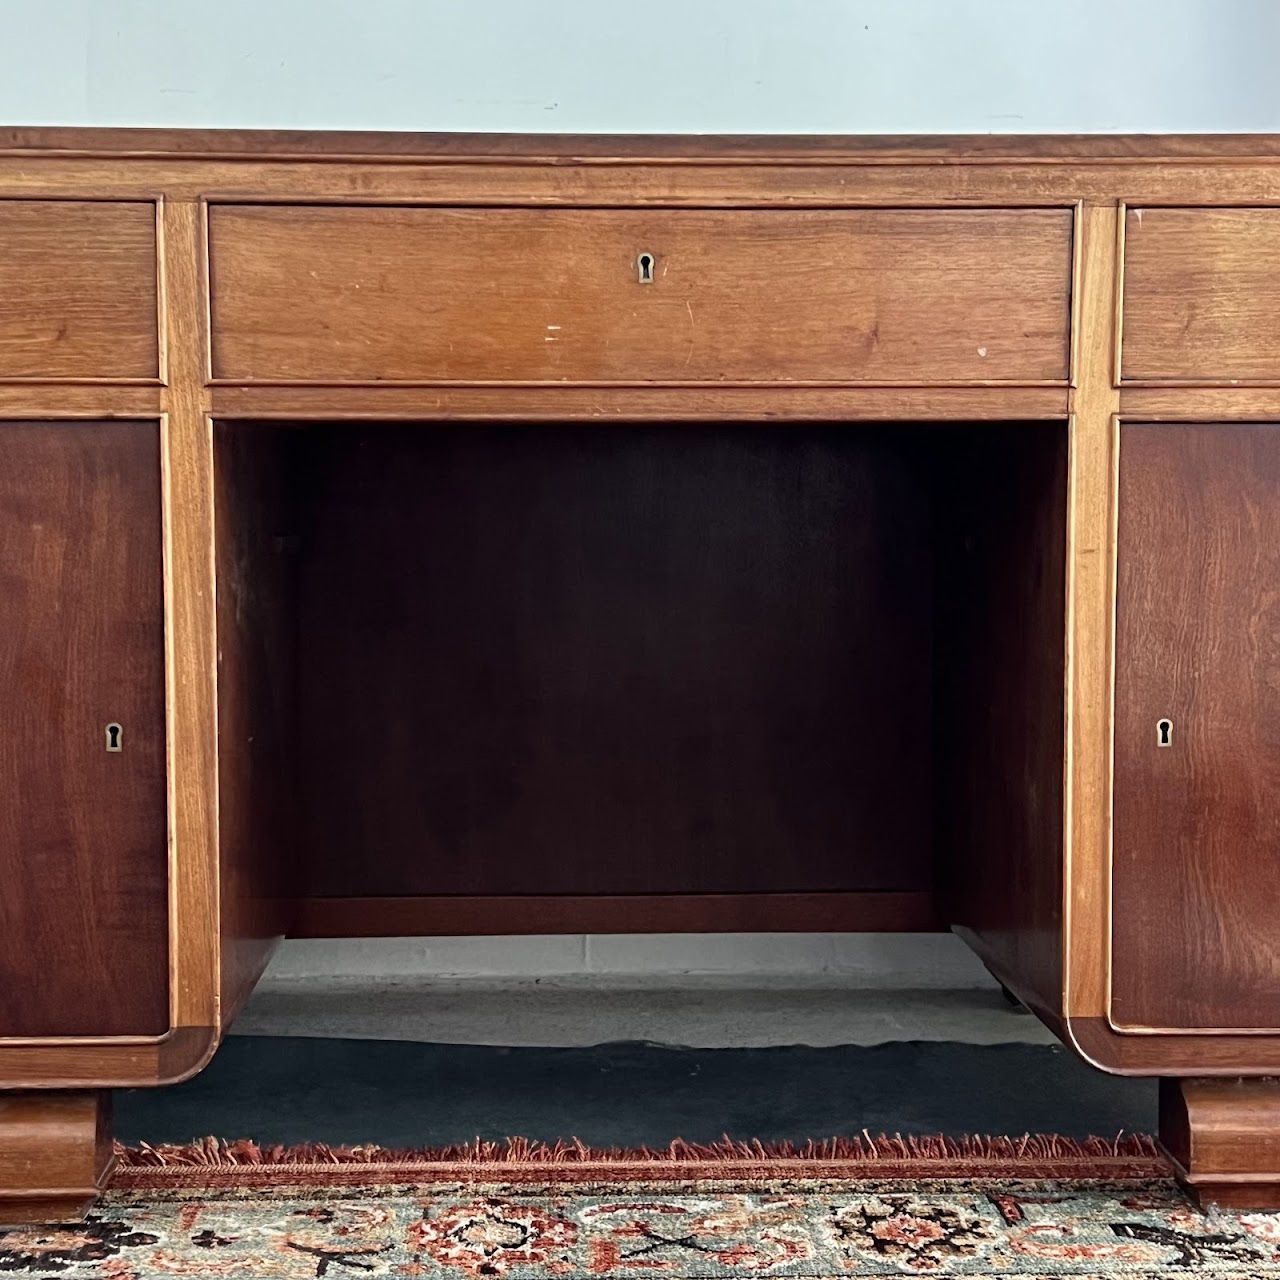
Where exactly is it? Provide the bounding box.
[3,131,1280,1089]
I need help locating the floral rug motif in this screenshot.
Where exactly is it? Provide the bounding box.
[4,1178,1280,1279]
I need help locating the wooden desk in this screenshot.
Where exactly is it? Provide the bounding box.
[1,130,1279,1219]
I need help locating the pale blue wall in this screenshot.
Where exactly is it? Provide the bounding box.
[2,0,1278,133]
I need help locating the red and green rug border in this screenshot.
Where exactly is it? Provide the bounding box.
[111,1132,1171,1190]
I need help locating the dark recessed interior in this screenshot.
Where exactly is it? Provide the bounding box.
[213,421,1066,933]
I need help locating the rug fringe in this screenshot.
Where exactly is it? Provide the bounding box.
[114,1131,1162,1169]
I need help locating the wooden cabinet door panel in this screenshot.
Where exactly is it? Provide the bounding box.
[0,422,169,1038]
[1113,423,1280,1032]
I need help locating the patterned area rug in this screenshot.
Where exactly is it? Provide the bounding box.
[4,1136,1280,1277]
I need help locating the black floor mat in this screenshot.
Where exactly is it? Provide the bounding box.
[115,1038,1157,1149]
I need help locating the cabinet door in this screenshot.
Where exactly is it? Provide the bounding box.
[0,422,168,1038]
[1113,423,1280,1032]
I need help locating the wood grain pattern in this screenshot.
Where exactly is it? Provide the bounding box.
[0,1026,214,1092]
[209,384,1070,422]
[0,422,168,1038]
[1120,388,1280,421]
[938,424,1068,1028]
[1062,205,1122,1022]
[0,201,158,381]
[10,127,1280,162]
[1122,208,1280,384]
[286,423,935,900]
[1160,1078,1280,1210]
[1112,424,1280,1032]
[0,386,163,420]
[9,134,1280,211]
[4,131,1280,1100]
[158,200,221,1039]
[292,893,942,937]
[0,1092,112,1225]
[1068,1017,1280,1075]
[208,206,1073,385]
[8,159,1280,210]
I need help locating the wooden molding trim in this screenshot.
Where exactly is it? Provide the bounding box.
[208,385,1072,422]
[0,1027,218,1091]
[1120,389,1280,419]
[0,386,162,418]
[1068,1018,1280,1077]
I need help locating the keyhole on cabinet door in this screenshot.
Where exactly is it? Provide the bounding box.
[637,252,655,284]
[105,722,123,753]
[1157,718,1173,748]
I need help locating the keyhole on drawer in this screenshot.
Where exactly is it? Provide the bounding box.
[105,722,123,753]
[637,252,655,284]
[1156,718,1173,748]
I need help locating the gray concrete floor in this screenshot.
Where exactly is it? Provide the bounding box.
[232,977,1059,1048]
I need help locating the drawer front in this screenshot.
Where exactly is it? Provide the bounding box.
[0,201,159,380]
[209,206,1073,385]
[1122,207,1280,383]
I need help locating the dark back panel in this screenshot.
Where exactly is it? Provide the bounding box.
[0,422,168,1037]
[1113,423,1280,1031]
[293,423,934,898]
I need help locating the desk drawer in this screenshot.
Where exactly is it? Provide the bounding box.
[208,205,1073,385]
[0,201,159,380]
[1122,207,1280,383]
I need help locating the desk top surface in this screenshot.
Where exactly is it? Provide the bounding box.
[3,127,1280,163]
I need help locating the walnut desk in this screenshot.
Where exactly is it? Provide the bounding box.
[1,130,1279,1220]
